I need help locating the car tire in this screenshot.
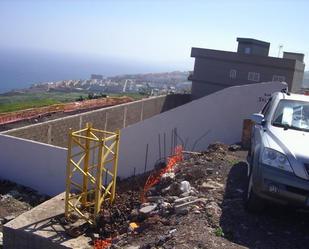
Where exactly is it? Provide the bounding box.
[243,161,265,213]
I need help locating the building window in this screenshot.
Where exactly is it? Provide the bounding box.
[272,75,285,82]
[248,72,260,82]
[245,47,251,54]
[229,69,237,79]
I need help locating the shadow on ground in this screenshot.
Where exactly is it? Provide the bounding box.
[220,162,309,249]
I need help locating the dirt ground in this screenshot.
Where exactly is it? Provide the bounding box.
[99,143,309,249]
[2,143,309,249]
[0,105,120,132]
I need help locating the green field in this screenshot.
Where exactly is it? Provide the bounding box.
[0,92,87,113]
[0,91,144,113]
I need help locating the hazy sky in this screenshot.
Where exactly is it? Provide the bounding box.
[1,0,309,70]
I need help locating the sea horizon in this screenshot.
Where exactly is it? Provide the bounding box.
[0,48,192,93]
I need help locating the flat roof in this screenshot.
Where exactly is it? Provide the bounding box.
[237,37,270,47]
[191,47,300,71]
[284,51,305,56]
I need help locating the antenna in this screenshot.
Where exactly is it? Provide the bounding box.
[278,44,283,57]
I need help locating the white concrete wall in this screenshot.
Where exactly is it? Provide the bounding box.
[0,82,286,195]
[0,134,67,195]
[117,82,287,177]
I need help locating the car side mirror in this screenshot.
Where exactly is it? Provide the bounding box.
[251,113,265,125]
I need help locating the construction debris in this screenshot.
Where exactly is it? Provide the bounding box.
[3,142,309,249]
[0,179,49,239]
[71,142,247,249]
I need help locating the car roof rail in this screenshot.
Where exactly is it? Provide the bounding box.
[281,88,290,96]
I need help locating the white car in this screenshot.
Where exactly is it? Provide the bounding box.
[245,91,309,211]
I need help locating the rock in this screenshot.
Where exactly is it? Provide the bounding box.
[160,202,172,209]
[180,181,191,193]
[229,144,242,151]
[208,143,228,153]
[129,209,138,217]
[162,182,182,196]
[139,203,157,214]
[169,228,177,234]
[205,201,222,219]
[157,233,173,246]
[91,233,100,240]
[161,172,175,180]
[129,209,139,221]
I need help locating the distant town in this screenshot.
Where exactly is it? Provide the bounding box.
[8,71,191,96]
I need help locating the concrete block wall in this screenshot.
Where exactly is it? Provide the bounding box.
[125,101,143,126]
[3,124,51,144]
[2,94,190,148]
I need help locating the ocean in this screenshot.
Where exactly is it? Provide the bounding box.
[0,49,178,93]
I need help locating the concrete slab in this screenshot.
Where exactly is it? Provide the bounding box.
[3,193,91,249]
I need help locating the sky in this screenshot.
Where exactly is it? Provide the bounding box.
[1,0,309,72]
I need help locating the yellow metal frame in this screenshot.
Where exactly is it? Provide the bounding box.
[65,123,120,225]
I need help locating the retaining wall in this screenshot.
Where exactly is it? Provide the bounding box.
[0,82,286,195]
[117,82,287,177]
[2,94,190,148]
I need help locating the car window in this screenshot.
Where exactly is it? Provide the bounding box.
[272,99,309,132]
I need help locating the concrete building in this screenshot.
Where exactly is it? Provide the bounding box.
[190,37,305,99]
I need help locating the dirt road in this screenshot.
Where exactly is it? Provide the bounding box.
[110,144,309,249]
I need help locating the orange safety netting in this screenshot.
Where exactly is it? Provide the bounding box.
[0,97,133,125]
[93,238,112,249]
[142,145,183,203]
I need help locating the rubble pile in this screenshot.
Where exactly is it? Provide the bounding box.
[89,142,245,249]
[0,180,50,248]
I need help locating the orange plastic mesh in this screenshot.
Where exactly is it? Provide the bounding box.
[93,238,112,249]
[142,145,183,202]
